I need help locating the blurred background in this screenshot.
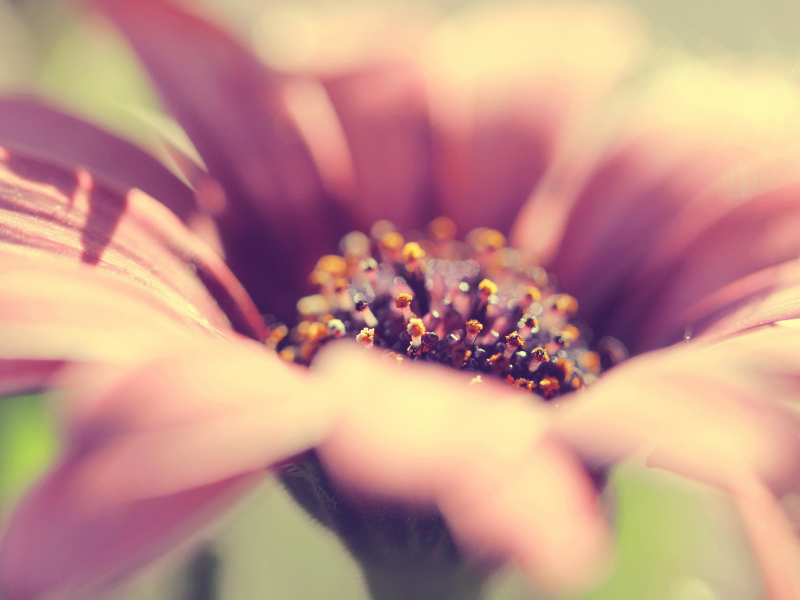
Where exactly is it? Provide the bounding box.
[0,0,798,598]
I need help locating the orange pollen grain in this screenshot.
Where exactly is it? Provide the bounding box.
[407,318,426,338]
[478,279,498,296]
[466,319,483,335]
[395,293,413,309]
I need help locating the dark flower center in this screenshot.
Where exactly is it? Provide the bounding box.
[266,217,624,400]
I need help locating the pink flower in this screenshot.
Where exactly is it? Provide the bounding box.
[0,1,799,599]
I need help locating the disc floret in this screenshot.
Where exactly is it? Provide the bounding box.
[275,221,622,401]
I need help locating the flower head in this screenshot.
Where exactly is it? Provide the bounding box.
[0,0,799,599]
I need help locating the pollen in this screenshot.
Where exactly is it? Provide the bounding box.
[469,228,506,252]
[356,327,375,349]
[395,293,413,309]
[478,279,498,296]
[537,377,560,399]
[401,242,426,263]
[407,318,426,339]
[275,217,620,402]
[523,286,542,304]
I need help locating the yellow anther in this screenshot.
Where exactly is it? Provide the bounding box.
[478,279,498,296]
[395,293,413,309]
[402,242,426,263]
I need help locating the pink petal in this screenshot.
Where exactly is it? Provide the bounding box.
[0,342,336,599]
[315,344,611,594]
[427,3,643,235]
[99,0,353,319]
[0,253,220,366]
[617,181,800,351]
[321,60,435,231]
[0,96,199,225]
[670,247,800,344]
[553,324,800,597]
[527,64,800,353]
[0,147,265,340]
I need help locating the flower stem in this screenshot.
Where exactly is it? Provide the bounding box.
[362,563,488,600]
[182,545,220,600]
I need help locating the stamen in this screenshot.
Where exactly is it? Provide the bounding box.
[355,299,379,327]
[537,377,560,399]
[465,319,483,346]
[356,327,375,349]
[402,242,426,270]
[278,218,622,403]
[328,319,346,338]
[504,332,524,359]
[518,316,539,338]
[555,294,579,316]
[407,318,426,354]
[395,293,414,323]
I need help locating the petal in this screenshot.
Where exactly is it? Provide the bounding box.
[425,3,643,236]
[99,0,353,319]
[320,60,436,231]
[0,147,266,341]
[531,62,800,353]
[315,344,611,594]
[553,325,800,597]
[0,252,218,365]
[0,342,335,599]
[0,96,199,225]
[689,260,800,342]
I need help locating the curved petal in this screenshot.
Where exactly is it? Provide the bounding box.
[529,62,800,353]
[315,344,611,595]
[99,0,354,319]
[320,61,436,231]
[0,96,199,225]
[690,261,800,342]
[254,3,436,232]
[0,339,614,599]
[553,325,800,598]
[425,2,644,236]
[0,146,266,341]
[0,342,335,600]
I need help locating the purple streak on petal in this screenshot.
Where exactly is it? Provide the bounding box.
[0,149,266,340]
[0,96,198,224]
[543,135,732,346]
[322,61,437,231]
[686,261,800,343]
[100,0,353,319]
[619,181,800,350]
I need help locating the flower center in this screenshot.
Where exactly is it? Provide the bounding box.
[267,217,621,401]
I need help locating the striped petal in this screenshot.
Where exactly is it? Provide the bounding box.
[99,0,354,320]
[0,96,199,225]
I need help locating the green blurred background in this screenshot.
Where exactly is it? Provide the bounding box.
[0,0,796,598]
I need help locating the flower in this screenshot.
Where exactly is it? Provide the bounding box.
[0,0,799,599]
